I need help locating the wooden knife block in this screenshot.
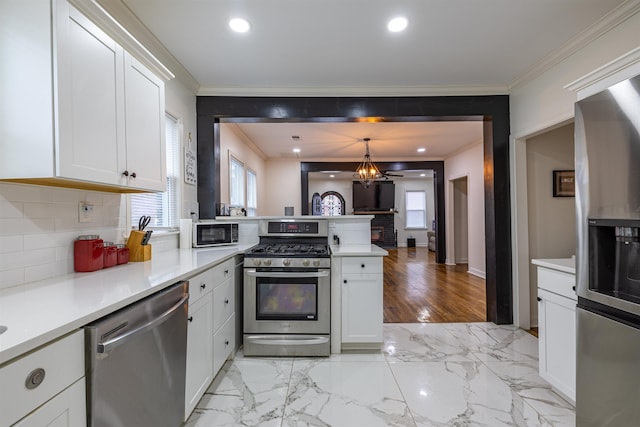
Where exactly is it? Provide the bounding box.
[127,230,152,262]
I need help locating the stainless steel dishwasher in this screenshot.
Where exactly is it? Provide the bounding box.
[85,281,189,427]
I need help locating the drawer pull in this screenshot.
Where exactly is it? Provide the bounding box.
[225,340,230,346]
[361,264,365,268]
[224,269,229,275]
[343,279,347,284]
[537,297,542,302]
[25,368,46,390]
[224,299,229,305]
[572,286,576,292]
[200,283,206,290]
[188,316,193,322]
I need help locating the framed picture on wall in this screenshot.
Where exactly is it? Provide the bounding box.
[553,170,575,197]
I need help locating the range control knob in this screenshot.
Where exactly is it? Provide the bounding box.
[263,259,272,266]
[302,259,310,267]
[283,259,291,266]
[313,260,321,267]
[253,259,262,266]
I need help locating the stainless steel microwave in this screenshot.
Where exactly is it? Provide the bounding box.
[192,222,238,247]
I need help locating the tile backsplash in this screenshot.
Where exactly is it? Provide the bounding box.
[0,182,128,290]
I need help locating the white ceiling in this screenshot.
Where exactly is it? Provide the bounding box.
[118,0,627,160]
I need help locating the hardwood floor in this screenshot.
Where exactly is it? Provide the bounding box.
[383,247,487,323]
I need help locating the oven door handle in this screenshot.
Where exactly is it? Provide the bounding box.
[245,270,329,278]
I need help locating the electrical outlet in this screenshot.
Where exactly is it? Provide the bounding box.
[78,203,94,223]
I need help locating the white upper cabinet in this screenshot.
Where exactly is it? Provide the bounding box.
[0,0,169,192]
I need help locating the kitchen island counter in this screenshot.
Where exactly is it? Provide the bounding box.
[0,244,254,365]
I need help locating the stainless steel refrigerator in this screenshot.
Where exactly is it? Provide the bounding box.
[575,73,640,426]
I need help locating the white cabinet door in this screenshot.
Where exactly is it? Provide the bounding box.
[56,2,125,186]
[341,272,383,343]
[184,292,214,420]
[13,379,86,427]
[538,288,576,402]
[213,313,235,375]
[123,54,166,191]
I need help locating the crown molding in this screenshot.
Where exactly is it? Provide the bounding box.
[197,84,509,97]
[92,0,200,93]
[509,0,640,90]
[564,46,640,98]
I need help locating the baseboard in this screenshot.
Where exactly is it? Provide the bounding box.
[456,257,469,263]
[467,267,486,279]
[397,243,428,247]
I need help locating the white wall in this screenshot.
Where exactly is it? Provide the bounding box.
[219,123,267,214]
[263,159,302,216]
[395,177,435,247]
[453,177,469,263]
[526,123,576,326]
[0,74,197,289]
[444,141,485,278]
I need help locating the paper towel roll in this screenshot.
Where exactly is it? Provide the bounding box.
[179,219,192,249]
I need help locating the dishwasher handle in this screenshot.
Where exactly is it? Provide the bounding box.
[97,294,188,354]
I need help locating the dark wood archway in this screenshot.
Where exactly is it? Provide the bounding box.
[196,95,511,324]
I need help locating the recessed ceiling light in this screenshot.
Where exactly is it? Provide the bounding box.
[417,147,426,153]
[292,148,301,153]
[229,18,251,33]
[387,17,408,32]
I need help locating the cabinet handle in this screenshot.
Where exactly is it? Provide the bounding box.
[224,269,229,275]
[200,283,206,290]
[188,316,193,322]
[224,298,229,305]
[225,340,229,346]
[361,264,365,268]
[25,368,46,390]
[122,170,129,177]
[343,279,347,284]
[572,286,576,292]
[537,297,542,302]
[130,172,137,178]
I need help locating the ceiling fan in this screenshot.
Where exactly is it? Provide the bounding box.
[380,171,404,179]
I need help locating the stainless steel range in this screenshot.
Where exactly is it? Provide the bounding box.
[243,219,330,356]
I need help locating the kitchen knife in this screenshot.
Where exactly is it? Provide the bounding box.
[141,230,152,245]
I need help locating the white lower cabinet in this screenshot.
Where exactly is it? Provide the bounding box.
[13,378,86,427]
[340,257,384,347]
[184,291,214,420]
[184,258,236,421]
[535,264,576,403]
[0,330,85,427]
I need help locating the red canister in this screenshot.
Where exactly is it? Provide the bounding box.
[116,244,129,265]
[74,235,104,272]
[103,242,118,268]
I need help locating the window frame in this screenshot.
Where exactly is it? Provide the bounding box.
[229,153,245,209]
[405,190,427,229]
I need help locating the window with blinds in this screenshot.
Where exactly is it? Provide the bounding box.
[246,169,257,216]
[405,190,427,228]
[130,113,180,228]
[229,155,245,208]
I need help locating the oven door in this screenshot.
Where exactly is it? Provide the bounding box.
[243,268,330,334]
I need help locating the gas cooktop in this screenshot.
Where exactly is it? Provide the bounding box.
[245,243,330,258]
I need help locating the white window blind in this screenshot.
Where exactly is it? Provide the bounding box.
[130,114,180,228]
[405,190,426,228]
[229,155,245,208]
[246,169,257,216]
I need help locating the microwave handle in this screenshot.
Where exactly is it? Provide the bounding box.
[245,270,329,278]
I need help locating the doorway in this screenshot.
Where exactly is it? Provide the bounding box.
[453,176,469,264]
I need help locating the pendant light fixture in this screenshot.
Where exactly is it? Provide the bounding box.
[353,138,381,188]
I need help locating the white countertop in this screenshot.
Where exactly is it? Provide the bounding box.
[531,257,576,274]
[330,244,388,257]
[0,244,254,365]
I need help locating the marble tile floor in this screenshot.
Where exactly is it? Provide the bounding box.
[185,323,575,427]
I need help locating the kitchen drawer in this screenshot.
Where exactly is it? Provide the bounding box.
[210,258,234,287]
[0,330,84,427]
[213,313,235,375]
[341,257,383,275]
[537,267,576,300]
[213,277,234,333]
[189,268,215,303]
